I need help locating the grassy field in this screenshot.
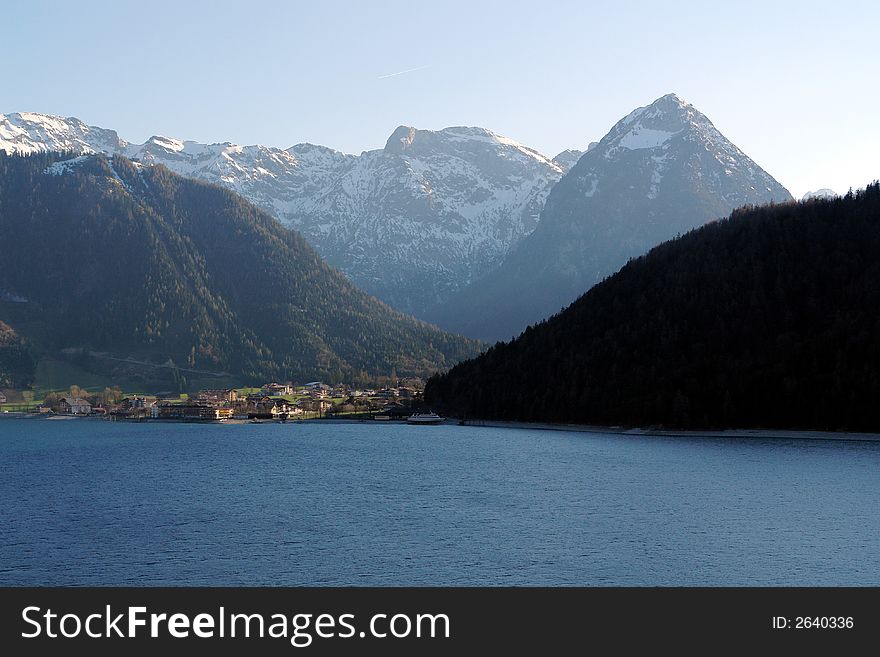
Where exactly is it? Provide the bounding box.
[32,357,238,397]
[33,358,147,396]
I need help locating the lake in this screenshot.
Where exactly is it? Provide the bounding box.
[0,417,878,585]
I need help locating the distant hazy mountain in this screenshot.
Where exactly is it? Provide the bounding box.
[552,142,597,171]
[0,152,481,386]
[426,183,880,430]
[552,149,585,171]
[802,188,838,201]
[0,112,568,316]
[427,93,793,341]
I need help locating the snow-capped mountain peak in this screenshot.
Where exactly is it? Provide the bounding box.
[801,188,838,201]
[147,135,184,150]
[604,93,725,155]
[384,124,562,170]
[575,93,785,203]
[0,111,127,155]
[287,142,352,166]
[552,149,585,172]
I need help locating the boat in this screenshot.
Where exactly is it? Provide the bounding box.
[407,412,445,425]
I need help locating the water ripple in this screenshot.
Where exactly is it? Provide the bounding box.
[0,420,878,585]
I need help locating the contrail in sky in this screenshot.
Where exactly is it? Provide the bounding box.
[378,65,430,79]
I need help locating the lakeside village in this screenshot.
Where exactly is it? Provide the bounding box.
[0,379,434,423]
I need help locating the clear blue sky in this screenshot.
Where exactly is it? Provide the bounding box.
[4,0,878,197]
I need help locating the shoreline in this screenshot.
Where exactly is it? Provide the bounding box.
[456,418,880,443]
[4,411,880,442]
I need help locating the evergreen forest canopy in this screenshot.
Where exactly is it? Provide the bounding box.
[426,183,880,431]
[0,152,481,388]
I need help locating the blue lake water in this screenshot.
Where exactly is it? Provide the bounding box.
[0,417,878,586]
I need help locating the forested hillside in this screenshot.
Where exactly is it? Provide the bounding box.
[0,320,34,388]
[426,184,880,430]
[0,152,481,387]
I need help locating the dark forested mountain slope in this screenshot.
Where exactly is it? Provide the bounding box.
[0,152,481,385]
[426,184,880,430]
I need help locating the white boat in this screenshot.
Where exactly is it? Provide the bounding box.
[407,412,445,425]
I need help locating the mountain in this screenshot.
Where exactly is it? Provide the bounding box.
[0,152,481,388]
[552,149,585,171]
[802,188,838,201]
[427,94,793,341]
[283,126,565,315]
[552,142,597,171]
[0,112,567,316]
[0,112,127,154]
[426,183,880,431]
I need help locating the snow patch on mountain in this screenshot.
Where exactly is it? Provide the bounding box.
[44,155,91,176]
[618,127,678,150]
[582,176,599,198]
